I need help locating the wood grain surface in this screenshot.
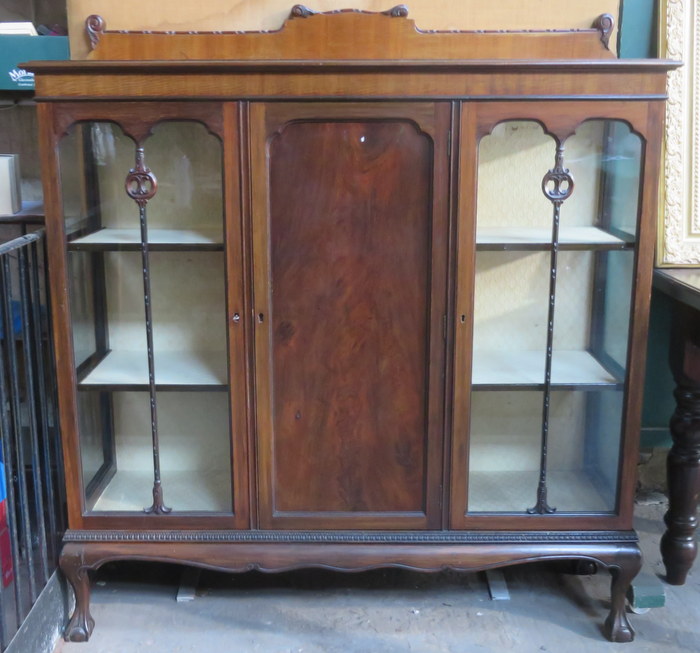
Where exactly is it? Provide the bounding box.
[66,0,620,59]
[251,103,449,529]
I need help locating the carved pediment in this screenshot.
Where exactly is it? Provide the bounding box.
[84,6,617,62]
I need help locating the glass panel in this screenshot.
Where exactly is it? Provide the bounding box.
[467,118,641,517]
[467,389,622,514]
[476,121,554,247]
[61,123,139,241]
[562,120,642,241]
[473,121,554,386]
[82,391,152,511]
[67,251,96,369]
[552,249,633,384]
[598,250,635,372]
[472,251,549,386]
[559,121,607,229]
[158,392,232,512]
[468,391,543,513]
[77,390,115,502]
[550,250,618,389]
[80,390,232,513]
[59,120,231,514]
[150,252,227,383]
[60,123,138,502]
[547,390,623,512]
[146,122,224,243]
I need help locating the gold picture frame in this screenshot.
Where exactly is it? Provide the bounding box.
[658,0,700,266]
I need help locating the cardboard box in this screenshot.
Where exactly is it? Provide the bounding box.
[0,35,68,90]
[0,155,21,214]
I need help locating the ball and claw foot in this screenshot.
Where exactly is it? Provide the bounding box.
[603,561,639,643]
[60,546,95,642]
[64,610,95,642]
[603,611,635,643]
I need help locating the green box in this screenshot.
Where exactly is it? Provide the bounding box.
[0,35,69,90]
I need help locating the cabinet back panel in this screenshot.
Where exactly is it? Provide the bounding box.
[267,120,431,514]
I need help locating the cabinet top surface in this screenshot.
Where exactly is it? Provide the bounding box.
[23,7,679,101]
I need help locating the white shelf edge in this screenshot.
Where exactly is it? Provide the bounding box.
[471,350,620,387]
[79,350,228,387]
[69,227,223,247]
[475,226,632,246]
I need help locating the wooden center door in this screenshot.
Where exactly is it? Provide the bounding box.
[251,103,450,529]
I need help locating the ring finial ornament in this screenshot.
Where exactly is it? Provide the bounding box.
[125,147,157,206]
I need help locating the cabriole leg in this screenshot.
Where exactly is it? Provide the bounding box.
[60,545,95,642]
[603,554,642,643]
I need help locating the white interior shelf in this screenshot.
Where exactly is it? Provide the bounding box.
[79,350,228,387]
[468,470,611,513]
[92,469,231,512]
[69,228,223,248]
[472,350,619,387]
[476,226,631,248]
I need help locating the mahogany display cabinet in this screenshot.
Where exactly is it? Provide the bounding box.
[26,7,679,643]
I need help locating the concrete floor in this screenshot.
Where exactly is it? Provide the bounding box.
[55,502,699,653]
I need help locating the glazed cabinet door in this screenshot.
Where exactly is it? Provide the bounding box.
[250,103,450,529]
[45,102,250,529]
[450,101,663,530]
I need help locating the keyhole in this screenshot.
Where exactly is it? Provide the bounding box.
[258,313,264,323]
[460,315,466,323]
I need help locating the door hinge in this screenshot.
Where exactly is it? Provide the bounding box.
[447,130,452,159]
[442,314,447,339]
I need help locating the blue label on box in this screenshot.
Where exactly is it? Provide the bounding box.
[7,68,34,88]
[1,35,69,90]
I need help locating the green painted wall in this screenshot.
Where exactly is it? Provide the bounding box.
[619,0,657,57]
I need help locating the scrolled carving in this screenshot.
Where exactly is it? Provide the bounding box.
[124,147,157,206]
[291,5,408,19]
[290,5,317,18]
[85,15,106,51]
[592,13,614,50]
[381,5,409,18]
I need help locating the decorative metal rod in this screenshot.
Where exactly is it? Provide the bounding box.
[0,259,28,622]
[17,245,50,582]
[528,143,574,515]
[125,147,170,515]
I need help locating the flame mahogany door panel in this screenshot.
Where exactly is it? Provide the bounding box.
[251,103,450,530]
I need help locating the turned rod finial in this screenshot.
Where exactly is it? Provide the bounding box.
[86,15,106,50]
[592,13,614,49]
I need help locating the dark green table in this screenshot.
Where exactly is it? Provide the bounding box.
[653,269,700,584]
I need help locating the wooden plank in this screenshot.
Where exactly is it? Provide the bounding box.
[66,0,621,60]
